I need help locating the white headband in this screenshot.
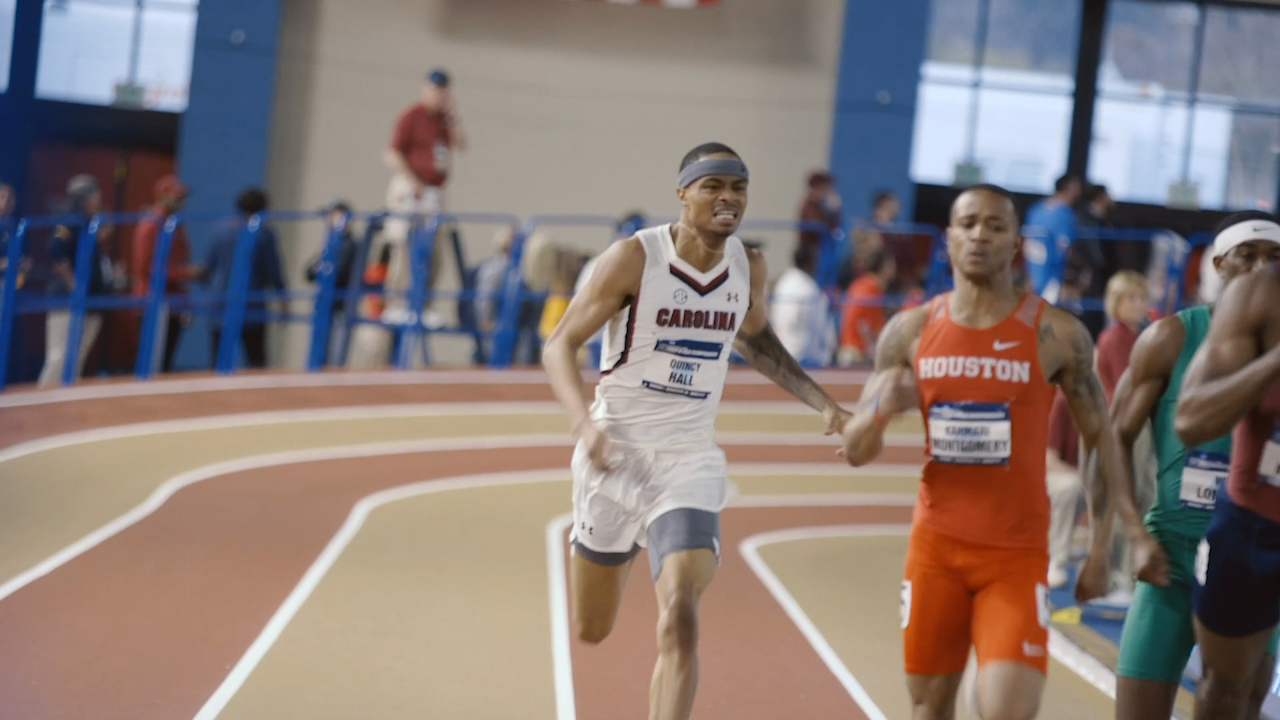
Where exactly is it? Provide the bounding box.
[1213,219,1280,258]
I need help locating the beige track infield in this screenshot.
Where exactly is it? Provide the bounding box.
[0,377,1113,719]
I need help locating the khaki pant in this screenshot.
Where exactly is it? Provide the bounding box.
[345,174,447,369]
[39,310,102,386]
[1047,468,1083,572]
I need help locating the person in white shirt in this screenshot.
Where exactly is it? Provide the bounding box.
[769,245,834,365]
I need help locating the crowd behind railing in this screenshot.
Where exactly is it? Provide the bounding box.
[0,196,1213,392]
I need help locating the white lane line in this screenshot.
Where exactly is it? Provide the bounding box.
[193,469,572,720]
[0,368,871,407]
[0,401,919,465]
[740,525,907,720]
[0,428,915,607]
[0,434,569,603]
[547,513,577,720]
[196,470,918,720]
[1048,628,1117,699]
[739,524,1121,713]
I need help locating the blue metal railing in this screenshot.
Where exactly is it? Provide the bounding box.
[0,208,1205,391]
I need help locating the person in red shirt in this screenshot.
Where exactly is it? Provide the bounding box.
[797,170,841,255]
[131,174,197,372]
[840,184,1133,719]
[838,248,895,365]
[361,68,468,366]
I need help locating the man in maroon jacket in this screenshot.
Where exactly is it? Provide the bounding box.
[360,68,468,366]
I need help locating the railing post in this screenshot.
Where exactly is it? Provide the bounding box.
[216,216,262,374]
[134,215,179,379]
[395,217,439,370]
[306,213,348,371]
[0,221,26,392]
[489,225,531,369]
[61,217,101,386]
[338,216,381,367]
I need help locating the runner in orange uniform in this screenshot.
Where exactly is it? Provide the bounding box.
[840,184,1145,720]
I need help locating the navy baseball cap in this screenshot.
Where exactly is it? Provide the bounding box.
[427,69,450,87]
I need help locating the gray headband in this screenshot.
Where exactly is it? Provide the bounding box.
[678,158,749,189]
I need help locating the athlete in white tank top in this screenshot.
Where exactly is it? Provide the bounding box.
[541,144,852,720]
[591,224,751,450]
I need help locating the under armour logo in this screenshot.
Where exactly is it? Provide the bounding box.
[727,293,740,302]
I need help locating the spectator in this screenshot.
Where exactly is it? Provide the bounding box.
[1046,391,1083,589]
[1096,270,1149,400]
[39,175,110,386]
[1074,184,1114,337]
[305,201,358,365]
[0,183,27,294]
[204,188,285,369]
[383,68,467,331]
[797,170,841,255]
[474,225,514,332]
[838,247,895,366]
[769,244,834,365]
[1056,258,1091,325]
[1024,173,1082,303]
[132,174,196,372]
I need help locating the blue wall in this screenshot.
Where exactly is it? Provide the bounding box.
[172,0,283,370]
[828,0,931,222]
[178,0,283,219]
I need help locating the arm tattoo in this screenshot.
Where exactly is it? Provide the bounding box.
[734,325,832,412]
[1055,316,1117,548]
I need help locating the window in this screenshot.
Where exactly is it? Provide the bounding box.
[0,0,15,93]
[35,0,198,113]
[910,0,1082,194]
[1089,1,1280,210]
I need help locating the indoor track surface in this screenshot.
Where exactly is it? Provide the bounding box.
[0,370,1121,720]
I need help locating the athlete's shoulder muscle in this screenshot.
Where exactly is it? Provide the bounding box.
[739,246,769,336]
[875,305,929,372]
[544,237,644,348]
[1110,316,1185,439]
[1037,304,1092,383]
[1127,315,1186,388]
[1038,304,1108,437]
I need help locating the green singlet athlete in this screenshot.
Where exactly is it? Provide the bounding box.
[1108,211,1280,720]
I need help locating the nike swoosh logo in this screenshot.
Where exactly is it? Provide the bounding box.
[993,340,1020,351]
[1255,225,1273,232]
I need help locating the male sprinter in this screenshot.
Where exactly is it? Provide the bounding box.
[840,184,1125,720]
[542,143,850,720]
[1175,214,1280,720]
[1110,212,1280,720]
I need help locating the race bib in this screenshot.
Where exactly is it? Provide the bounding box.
[927,402,1012,465]
[1259,424,1280,487]
[640,339,723,400]
[433,142,451,173]
[1180,450,1227,511]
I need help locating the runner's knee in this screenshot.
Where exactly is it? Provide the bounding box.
[656,591,699,656]
[1198,669,1250,717]
[575,612,614,645]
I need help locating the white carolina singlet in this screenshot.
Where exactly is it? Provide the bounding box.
[590,224,751,450]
